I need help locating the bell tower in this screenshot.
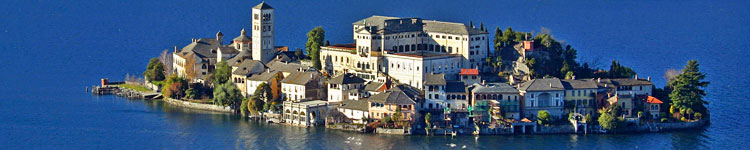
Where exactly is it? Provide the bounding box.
[252,2,274,63]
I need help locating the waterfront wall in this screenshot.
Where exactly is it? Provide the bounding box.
[376,127,411,135]
[163,98,233,113]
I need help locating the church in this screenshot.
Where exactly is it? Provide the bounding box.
[172,2,277,84]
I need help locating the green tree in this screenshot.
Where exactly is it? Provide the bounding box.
[669,60,709,116]
[185,88,200,99]
[213,82,242,107]
[392,107,403,126]
[493,27,503,51]
[161,75,187,99]
[240,98,249,116]
[306,26,325,70]
[598,112,617,131]
[565,71,575,79]
[253,82,273,102]
[501,27,516,46]
[609,60,637,78]
[144,58,166,82]
[295,48,304,59]
[247,96,265,115]
[537,110,552,125]
[210,61,231,84]
[495,56,503,72]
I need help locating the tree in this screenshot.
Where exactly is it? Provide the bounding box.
[306,26,325,70]
[537,110,551,125]
[424,112,432,129]
[253,82,272,102]
[210,61,232,85]
[247,96,265,115]
[144,58,166,82]
[565,71,575,79]
[159,49,174,76]
[325,40,330,46]
[185,88,201,99]
[392,107,403,126]
[240,98,249,116]
[609,60,637,78]
[493,27,503,51]
[295,48,304,59]
[501,27,516,46]
[183,53,198,80]
[598,112,617,131]
[669,60,709,117]
[479,22,484,31]
[161,75,187,99]
[213,82,242,107]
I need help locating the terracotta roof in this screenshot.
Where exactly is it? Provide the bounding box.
[646,96,663,104]
[459,68,479,75]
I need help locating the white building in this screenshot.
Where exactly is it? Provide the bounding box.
[320,15,489,89]
[337,99,370,124]
[327,73,366,103]
[283,100,328,127]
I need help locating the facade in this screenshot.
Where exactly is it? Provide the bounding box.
[459,68,481,85]
[230,59,265,95]
[445,81,469,110]
[561,78,601,116]
[367,85,423,121]
[327,73,367,103]
[469,83,521,120]
[282,100,328,127]
[251,2,275,63]
[384,51,462,89]
[519,78,566,119]
[607,94,636,118]
[423,73,448,110]
[338,99,370,124]
[645,96,663,119]
[281,70,324,101]
[246,70,283,99]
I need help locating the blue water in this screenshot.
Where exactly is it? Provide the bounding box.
[1,0,749,149]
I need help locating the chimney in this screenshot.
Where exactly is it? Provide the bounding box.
[481,80,485,85]
[549,83,552,88]
[516,84,520,89]
[647,76,651,81]
[572,75,576,80]
[597,78,601,83]
[174,46,178,52]
[634,74,638,79]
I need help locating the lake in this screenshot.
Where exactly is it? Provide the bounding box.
[1,0,749,149]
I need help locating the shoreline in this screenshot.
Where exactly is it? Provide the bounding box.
[94,85,709,136]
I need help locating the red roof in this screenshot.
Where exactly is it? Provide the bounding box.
[459,69,479,75]
[646,96,663,104]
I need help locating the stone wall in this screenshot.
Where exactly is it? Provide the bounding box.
[376,127,411,135]
[163,98,233,113]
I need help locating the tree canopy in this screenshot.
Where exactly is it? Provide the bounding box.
[537,110,552,125]
[144,58,166,82]
[609,60,637,78]
[306,26,325,70]
[210,61,232,85]
[669,60,709,118]
[213,82,242,107]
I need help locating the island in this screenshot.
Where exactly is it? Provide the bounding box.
[92,2,709,135]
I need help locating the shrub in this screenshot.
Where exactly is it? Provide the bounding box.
[661,118,669,123]
[537,110,551,125]
[694,112,703,120]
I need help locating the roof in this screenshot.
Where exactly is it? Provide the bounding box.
[267,60,310,73]
[459,68,479,76]
[253,2,273,9]
[352,15,487,35]
[646,96,663,104]
[445,81,466,93]
[519,78,564,91]
[364,81,386,92]
[470,83,519,93]
[561,79,599,90]
[231,60,266,76]
[248,70,280,81]
[281,71,318,85]
[424,73,446,85]
[389,84,423,101]
[388,51,460,58]
[329,73,366,84]
[226,49,253,66]
[340,99,369,111]
[178,38,220,58]
[233,29,251,42]
[600,78,654,87]
[369,91,417,105]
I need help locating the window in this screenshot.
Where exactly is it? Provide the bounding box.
[531,94,534,98]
